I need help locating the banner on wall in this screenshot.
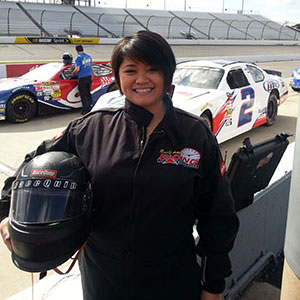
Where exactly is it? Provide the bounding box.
[14,37,100,44]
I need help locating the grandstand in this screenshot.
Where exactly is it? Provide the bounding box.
[0,0,299,40]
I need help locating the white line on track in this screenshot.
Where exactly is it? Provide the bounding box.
[0,162,15,177]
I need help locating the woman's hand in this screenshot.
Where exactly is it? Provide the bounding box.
[201,290,222,300]
[0,217,12,251]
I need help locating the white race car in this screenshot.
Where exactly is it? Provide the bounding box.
[94,60,288,144]
[172,60,288,143]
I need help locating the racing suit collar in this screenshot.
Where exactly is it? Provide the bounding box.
[124,96,185,149]
[159,95,186,149]
[125,98,153,128]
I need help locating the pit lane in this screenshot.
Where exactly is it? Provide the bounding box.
[0,46,299,300]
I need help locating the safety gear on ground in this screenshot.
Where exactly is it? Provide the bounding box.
[62,53,73,65]
[8,151,93,273]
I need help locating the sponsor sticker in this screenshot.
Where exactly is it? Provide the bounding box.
[14,179,78,190]
[157,148,201,169]
[30,169,57,178]
[256,152,273,168]
[263,80,279,92]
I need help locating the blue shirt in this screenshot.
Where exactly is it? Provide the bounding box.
[75,52,92,78]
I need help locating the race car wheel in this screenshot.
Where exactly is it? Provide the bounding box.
[6,92,37,123]
[200,111,213,132]
[266,93,278,126]
[291,87,300,92]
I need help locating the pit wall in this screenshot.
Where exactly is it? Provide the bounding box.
[0,63,44,78]
[0,61,110,79]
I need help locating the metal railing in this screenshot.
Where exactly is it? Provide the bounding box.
[0,1,299,40]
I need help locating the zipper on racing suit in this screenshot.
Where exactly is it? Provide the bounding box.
[125,126,165,259]
[139,125,146,153]
[125,125,147,259]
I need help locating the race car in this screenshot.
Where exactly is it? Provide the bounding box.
[0,59,114,123]
[94,60,288,144]
[290,66,300,92]
[172,60,288,143]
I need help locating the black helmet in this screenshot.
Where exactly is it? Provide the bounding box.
[62,52,73,65]
[8,151,93,273]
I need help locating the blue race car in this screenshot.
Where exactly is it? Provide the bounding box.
[290,66,300,92]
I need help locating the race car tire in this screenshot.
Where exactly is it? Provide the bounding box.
[6,92,37,123]
[291,87,300,92]
[266,93,278,126]
[200,111,213,132]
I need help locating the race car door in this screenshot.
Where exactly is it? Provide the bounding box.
[244,64,269,127]
[56,65,82,108]
[223,67,258,141]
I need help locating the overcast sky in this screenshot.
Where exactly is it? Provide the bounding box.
[97,0,299,25]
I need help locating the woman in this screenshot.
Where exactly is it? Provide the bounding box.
[0,30,239,300]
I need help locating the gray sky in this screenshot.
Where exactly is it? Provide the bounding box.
[96,0,299,24]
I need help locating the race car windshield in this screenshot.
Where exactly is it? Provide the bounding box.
[21,63,64,81]
[10,187,85,224]
[173,67,224,89]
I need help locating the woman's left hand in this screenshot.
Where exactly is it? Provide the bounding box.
[200,290,222,300]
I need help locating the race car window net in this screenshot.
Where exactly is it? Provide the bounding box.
[227,68,250,89]
[92,64,112,77]
[60,66,76,80]
[10,184,88,223]
[173,67,224,89]
[21,63,63,81]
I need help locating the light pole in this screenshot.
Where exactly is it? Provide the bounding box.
[222,0,225,13]
[184,0,186,11]
[241,0,244,14]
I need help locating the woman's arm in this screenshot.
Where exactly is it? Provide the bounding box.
[0,217,12,251]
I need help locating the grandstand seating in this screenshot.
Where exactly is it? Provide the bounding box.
[0,1,299,40]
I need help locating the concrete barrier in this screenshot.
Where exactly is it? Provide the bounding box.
[2,36,300,46]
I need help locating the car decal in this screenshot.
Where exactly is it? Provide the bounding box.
[263,80,279,92]
[214,103,227,136]
[238,87,255,127]
[214,92,237,136]
[252,112,267,129]
[279,91,288,105]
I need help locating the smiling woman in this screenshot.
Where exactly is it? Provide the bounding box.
[0,30,239,300]
[118,57,166,133]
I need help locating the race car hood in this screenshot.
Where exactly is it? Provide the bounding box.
[172,85,223,112]
[0,77,37,92]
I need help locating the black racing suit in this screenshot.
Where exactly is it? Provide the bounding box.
[0,96,239,300]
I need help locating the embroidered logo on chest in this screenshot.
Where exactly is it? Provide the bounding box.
[157,148,201,169]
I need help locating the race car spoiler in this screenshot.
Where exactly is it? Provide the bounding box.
[263,69,282,77]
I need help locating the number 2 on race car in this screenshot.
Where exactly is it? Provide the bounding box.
[238,87,255,127]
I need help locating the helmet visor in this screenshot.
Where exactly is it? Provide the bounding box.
[10,180,89,224]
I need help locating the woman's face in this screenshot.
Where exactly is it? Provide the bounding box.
[119,57,165,114]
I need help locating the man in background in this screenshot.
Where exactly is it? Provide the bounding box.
[72,45,93,115]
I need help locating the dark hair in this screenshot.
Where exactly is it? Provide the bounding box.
[111,30,176,94]
[76,45,84,52]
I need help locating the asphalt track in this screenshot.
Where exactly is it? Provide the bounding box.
[1,43,300,62]
[0,44,299,300]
